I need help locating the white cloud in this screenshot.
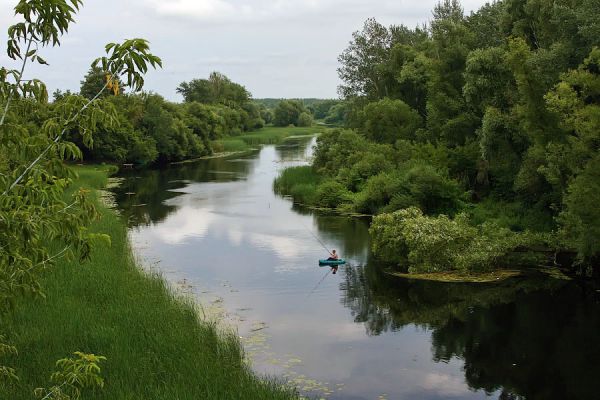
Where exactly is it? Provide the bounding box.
[420,372,473,396]
[144,0,430,24]
[151,206,217,244]
[248,232,308,262]
[1,0,492,99]
[149,0,238,20]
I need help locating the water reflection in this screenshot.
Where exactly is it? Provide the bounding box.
[114,151,257,226]
[113,136,599,400]
[341,263,600,399]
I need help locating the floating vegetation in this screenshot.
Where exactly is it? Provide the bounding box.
[386,269,522,283]
[98,177,124,210]
[536,267,573,281]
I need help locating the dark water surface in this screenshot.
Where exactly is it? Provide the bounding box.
[113,137,600,400]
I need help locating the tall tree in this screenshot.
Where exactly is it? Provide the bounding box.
[177,72,251,106]
[337,18,393,100]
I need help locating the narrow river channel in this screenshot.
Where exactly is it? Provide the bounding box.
[112,136,600,400]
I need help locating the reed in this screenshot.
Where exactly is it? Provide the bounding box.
[273,165,321,205]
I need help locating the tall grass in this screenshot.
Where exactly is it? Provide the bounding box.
[273,165,321,205]
[2,165,297,400]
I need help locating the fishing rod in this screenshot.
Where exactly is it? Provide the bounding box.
[299,218,334,255]
[307,268,333,298]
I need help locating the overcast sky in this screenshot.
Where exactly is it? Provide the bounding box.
[0,0,489,101]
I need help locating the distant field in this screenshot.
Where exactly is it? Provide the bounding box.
[213,125,326,152]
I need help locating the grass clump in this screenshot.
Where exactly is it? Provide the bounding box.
[1,165,297,400]
[274,166,321,205]
[213,138,249,152]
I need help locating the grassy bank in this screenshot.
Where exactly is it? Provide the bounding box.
[213,125,325,152]
[2,165,297,399]
[273,165,321,205]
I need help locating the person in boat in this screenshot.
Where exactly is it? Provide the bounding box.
[327,250,339,261]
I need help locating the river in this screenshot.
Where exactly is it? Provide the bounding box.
[112,136,600,400]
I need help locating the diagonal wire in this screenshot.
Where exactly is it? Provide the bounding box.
[298,217,333,255]
[307,268,333,298]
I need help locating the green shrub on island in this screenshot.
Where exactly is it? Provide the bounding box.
[276,129,464,216]
[370,207,537,273]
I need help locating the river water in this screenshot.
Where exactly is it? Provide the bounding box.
[113,136,599,400]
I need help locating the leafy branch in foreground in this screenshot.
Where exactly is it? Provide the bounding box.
[1,0,161,390]
[34,352,106,400]
[0,335,18,384]
[2,0,83,126]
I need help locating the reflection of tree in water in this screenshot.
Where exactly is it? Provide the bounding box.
[341,264,600,399]
[274,136,315,161]
[313,215,371,261]
[286,205,372,261]
[432,284,600,399]
[113,156,255,226]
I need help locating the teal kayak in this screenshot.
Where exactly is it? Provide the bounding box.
[319,259,346,266]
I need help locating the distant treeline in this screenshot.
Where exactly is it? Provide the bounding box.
[276,0,600,275]
[34,70,266,164]
[39,72,346,165]
[254,98,347,125]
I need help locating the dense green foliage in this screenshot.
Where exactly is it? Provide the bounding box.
[2,166,297,399]
[255,98,345,125]
[276,0,600,273]
[272,100,312,127]
[370,207,543,273]
[275,129,465,216]
[8,71,276,166]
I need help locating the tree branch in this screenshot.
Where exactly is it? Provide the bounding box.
[0,35,34,127]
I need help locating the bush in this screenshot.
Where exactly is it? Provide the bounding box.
[391,163,465,215]
[348,164,464,215]
[358,98,422,143]
[315,180,351,208]
[370,207,531,273]
[352,172,404,214]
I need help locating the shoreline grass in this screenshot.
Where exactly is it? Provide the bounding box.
[273,165,321,205]
[1,165,297,399]
[213,125,325,153]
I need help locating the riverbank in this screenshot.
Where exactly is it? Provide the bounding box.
[1,165,297,399]
[213,125,326,153]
